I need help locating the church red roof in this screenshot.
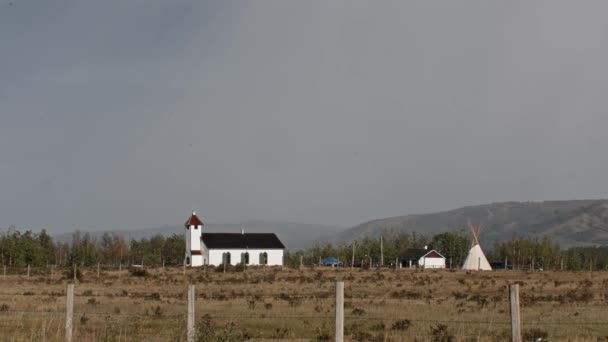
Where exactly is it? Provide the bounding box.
[184,212,204,227]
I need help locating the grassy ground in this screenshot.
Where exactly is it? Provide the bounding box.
[0,266,607,341]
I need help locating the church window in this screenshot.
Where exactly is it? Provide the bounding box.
[241,252,249,265]
[222,252,231,265]
[259,252,268,265]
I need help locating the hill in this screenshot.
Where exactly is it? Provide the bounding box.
[54,220,344,250]
[331,200,608,248]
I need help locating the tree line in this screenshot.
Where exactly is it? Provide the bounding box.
[2,226,608,271]
[285,230,471,268]
[286,231,608,271]
[0,226,184,267]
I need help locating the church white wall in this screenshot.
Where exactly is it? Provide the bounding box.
[185,232,190,252]
[185,224,204,267]
[184,252,207,267]
[418,257,445,269]
[188,225,202,251]
[191,255,204,267]
[207,249,283,266]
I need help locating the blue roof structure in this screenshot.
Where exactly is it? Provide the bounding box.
[321,257,341,265]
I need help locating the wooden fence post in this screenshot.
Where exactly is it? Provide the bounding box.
[73,264,77,282]
[187,284,195,342]
[380,236,384,266]
[3,265,5,280]
[97,263,100,278]
[27,264,30,278]
[66,283,74,342]
[335,281,344,342]
[509,284,521,342]
[351,242,355,269]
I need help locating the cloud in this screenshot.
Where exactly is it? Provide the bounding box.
[1,1,608,232]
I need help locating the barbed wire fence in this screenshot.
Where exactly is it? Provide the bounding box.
[2,280,608,341]
[2,265,608,340]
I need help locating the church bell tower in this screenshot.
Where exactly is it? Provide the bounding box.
[184,211,204,266]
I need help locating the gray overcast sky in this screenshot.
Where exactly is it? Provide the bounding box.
[2,1,608,233]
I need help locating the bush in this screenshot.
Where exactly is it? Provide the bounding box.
[196,314,214,341]
[215,264,235,273]
[271,328,291,339]
[523,328,548,341]
[196,313,248,341]
[391,319,411,331]
[129,268,149,277]
[391,290,422,300]
[144,292,161,301]
[234,263,246,272]
[151,305,163,318]
[351,308,365,316]
[430,324,454,342]
[65,268,83,282]
[371,322,385,331]
[315,327,331,342]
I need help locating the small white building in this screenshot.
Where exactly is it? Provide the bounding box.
[399,247,446,269]
[184,211,285,267]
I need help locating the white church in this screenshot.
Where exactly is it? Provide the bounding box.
[184,211,285,267]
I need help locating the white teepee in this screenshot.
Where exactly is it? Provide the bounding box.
[462,223,492,271]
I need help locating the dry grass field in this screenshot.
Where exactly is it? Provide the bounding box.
[0,266,607,341]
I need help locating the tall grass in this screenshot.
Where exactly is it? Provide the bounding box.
[0,266,607,340]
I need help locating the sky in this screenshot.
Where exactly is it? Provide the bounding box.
[2,1,608,233]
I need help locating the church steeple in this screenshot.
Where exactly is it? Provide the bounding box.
[184,210,204,266]
[185,211,204,228]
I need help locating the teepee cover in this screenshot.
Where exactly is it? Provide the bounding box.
[462,244,492,270]
[462,223,492,271]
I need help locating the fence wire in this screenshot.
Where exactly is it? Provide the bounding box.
[2,309,608,326]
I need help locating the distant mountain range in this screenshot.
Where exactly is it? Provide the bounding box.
[53,200,608,250]
[330,200,608,248]
[54,220,344,250]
